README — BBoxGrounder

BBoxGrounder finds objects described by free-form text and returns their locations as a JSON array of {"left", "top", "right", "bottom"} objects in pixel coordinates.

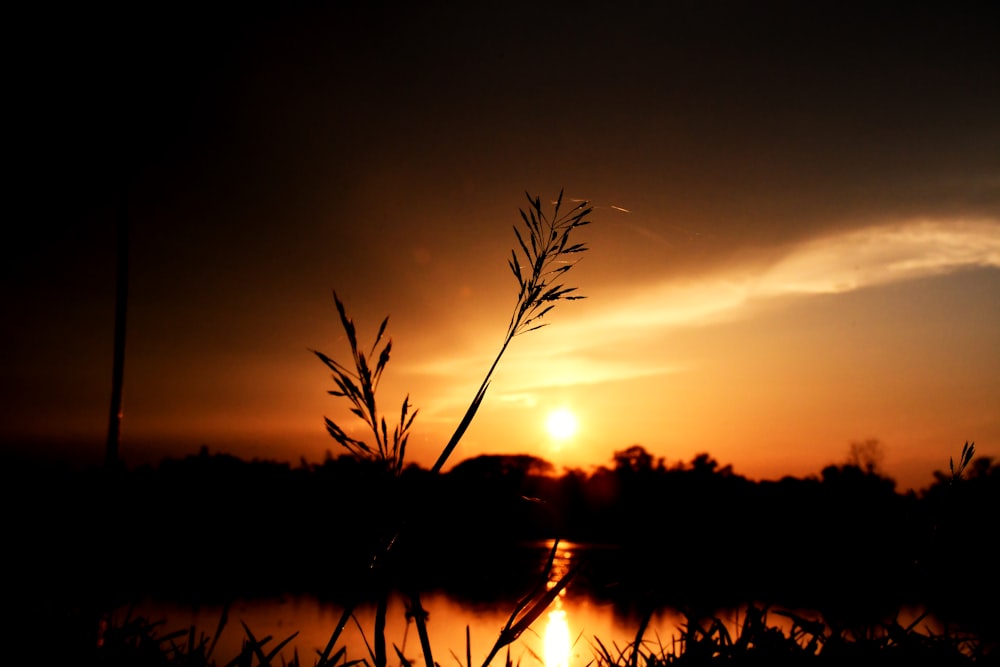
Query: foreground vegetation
[
  {"left": 7, "top": 444, "right": 996, "bottom": 665},
  {"left": 23, "top": 589, "right": 993, "bottom": 665}
]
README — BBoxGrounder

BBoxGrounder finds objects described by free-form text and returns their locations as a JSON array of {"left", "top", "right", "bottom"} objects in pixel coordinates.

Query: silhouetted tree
[
  {"left": 450, "top": 453, "right": 554, "bottom": 481},
  {"left": 612, "top": 444, "right": 655, "bottom": 474},
  {"left": 687, "top": 452, "right": 733, "bottom": 477},
  {"left": 846, "top": 438, "right": 885, "bottom": 475}
]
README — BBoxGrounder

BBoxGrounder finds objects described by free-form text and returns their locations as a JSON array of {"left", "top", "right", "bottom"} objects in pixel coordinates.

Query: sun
[{"left": 545, "top": 408, "right": 579, "bottom": 440}]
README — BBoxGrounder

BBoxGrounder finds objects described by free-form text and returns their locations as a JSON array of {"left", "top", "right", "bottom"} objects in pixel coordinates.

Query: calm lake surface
[
  {"left": 120, "top": 541, "right": 674, "bottom": 665},
  {"left": 125, "top": 590, "right": 700, "bottom": 666},
  {"left": 116, "top": 540, "right": 936, "bottom": 666},
  {"left": 119, "top": 541, "right": 690, "bottom": 664}
]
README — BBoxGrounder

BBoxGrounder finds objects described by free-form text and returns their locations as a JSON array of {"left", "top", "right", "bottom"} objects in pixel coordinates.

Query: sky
[{"left": 4, "top": 2, "right": 999, "bottom": 491}]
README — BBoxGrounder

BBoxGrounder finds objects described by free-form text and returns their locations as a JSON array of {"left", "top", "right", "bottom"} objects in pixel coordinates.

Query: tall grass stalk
[
  {"left": 312, "top": 295, "right": 416, "bottom": 478},
  {"left": 430, "top": 190, "right": 592, "bottom": 474},
  {"left": 480, "top": 539, "right": 582, "bottom": 667},
  {"left": 311, "top": 190, "right": 592, "bottom": 667},
  {"left": 950, "top": 441, "right": 975, "bottom": 483}
]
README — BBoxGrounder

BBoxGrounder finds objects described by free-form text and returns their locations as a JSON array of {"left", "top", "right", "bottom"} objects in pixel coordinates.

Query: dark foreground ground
[{"left": 5, "top": 447, "right": 998, "bottom": 664}]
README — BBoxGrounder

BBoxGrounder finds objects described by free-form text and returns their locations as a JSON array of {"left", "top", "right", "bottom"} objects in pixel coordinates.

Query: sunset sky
[{"left": 4, "top": 3, "right": 998, "bottom": 490}]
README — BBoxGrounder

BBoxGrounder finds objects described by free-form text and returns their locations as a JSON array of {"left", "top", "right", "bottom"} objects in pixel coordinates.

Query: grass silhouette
[{"left": 308, "top": 190, "right": 592, "bottom": 667}]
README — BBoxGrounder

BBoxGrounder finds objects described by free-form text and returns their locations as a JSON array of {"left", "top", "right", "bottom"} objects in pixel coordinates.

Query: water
[
  {"left": 113, "top": 539, "right": 939, "bottom": 665},
  {"left": 115, "top": 540, "right": 697, "bottom": 665},
  {"left": 122, "top": 589, "right": 694, "bottom": 666}
]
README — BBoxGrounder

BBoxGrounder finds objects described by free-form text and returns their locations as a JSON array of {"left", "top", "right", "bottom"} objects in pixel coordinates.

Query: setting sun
[{"left": 546, "top": 408, "right": 579, "bottom": 440}]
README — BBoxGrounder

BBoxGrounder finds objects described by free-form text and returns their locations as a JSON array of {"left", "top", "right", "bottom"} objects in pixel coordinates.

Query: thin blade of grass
[
  {"left": 394, "top": 644, "right": 414, "bottom": 667},
  {"left": 408, "top": 591, "right": 435, "bottom": 667},
  {"left": 318, "top": 605, "right": 356, "bottom": 665},
  {"left": 240, "top": 621, "right": 273, "bottom": 667},
  {"left": 264, "top": 631, "right": 300, "bottom": 665},
  {"left": 431, "top": 381, "right": 489, "bottom": 473}
]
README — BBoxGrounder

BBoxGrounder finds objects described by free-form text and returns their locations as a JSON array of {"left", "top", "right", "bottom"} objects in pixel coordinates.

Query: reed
[
  {"left": 311, "top": 189, "right": 591, "bottom": 478},
  {"left": 308, "top": 190, "right": 592, "bottom": 667},
  {"left": 312, "top": 295, "right": 415, "bottom": 478},
  {"left": 430, "top": 190, "right": 592, "bottom": 475},
  {"left": 950, "top": 441, "right": 975, "bottom": 483}
]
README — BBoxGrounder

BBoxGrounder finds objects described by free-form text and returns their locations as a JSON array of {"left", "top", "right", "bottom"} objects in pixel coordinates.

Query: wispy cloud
[
  {"left": 755, "top": 219, "right": 1000, "bottom": 297},
  {"left": 582, "top": 217, "right": 1000, "bottom": 334},
  {"left": 496, "top": 392, "right": 539, "bottom": 408},
  {"left": 409, "top": 217, "right": 1000, "bottom": 413},
  {"left": 488, "top": 218, "right": 1000, "bottom": 387}
]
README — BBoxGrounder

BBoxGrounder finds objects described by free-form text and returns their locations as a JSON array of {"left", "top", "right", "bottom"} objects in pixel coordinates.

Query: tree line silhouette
[{"left": 6, "top": 443, "right": 997, "bottom": 643}]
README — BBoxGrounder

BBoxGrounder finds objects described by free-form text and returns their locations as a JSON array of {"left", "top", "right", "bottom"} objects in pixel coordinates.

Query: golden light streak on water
[{"left": 543, "top": 606, "right": 571, "bottom": 667}]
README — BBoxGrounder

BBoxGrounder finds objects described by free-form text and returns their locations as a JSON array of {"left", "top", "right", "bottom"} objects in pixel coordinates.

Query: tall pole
[{"left": 106, "top": 184, "right": 128, "bottom": 469}]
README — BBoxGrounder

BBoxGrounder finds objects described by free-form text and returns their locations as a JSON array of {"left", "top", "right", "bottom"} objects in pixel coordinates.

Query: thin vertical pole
[{"left": 106, "top": 185, "right": 128, "bottom": 469}]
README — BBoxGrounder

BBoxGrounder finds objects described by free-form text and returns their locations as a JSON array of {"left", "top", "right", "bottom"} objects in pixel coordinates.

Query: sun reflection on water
[
  {"left": 542, "top": 540, "right": 577, "bottom": 667},
  {"left": 543, "top": 605, "right": 572, "bottom": 667}
]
